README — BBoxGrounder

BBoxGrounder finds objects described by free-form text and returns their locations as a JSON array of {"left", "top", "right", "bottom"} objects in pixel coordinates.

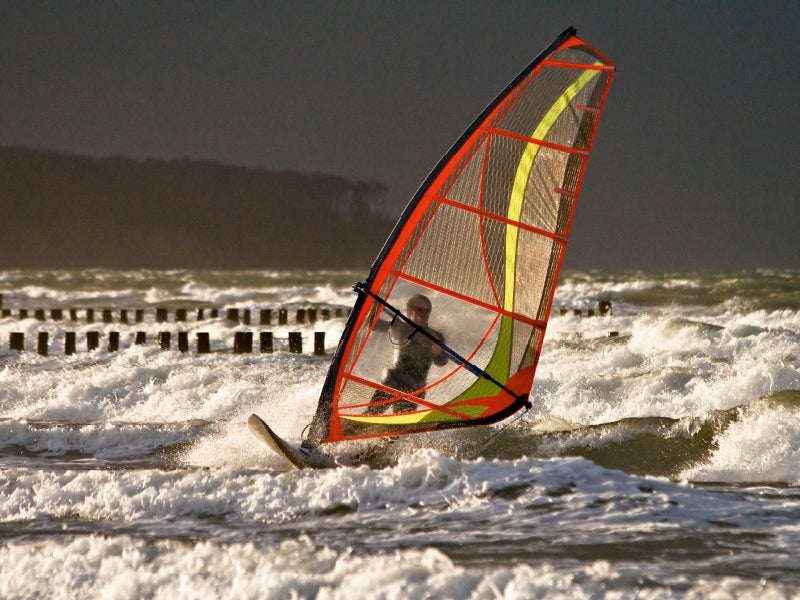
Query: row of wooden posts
[
  {"left": 0, "top": 305, "right": 348, "bottom": 325},
  {"left": 1, "top": 305, "right": 609, "bottom": 322},
  {"left": 3, "top": 330, "right": 327, "bottom": 356},
  {"left": 558, "top": 300, "right": 612, "bottom": 317}
]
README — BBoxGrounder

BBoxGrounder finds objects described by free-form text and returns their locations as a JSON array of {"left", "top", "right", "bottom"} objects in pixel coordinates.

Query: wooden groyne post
[
  {"left": 158, "top": 332, "right": 171, "bottom": 350},
  {"left": 37, "top": 332, "right": 48, "bottom": 355},
  {"left": 260, "top": 332, "right": 273, "bottom": 353},
  {"left": 9, "top": 332, "right": 24, "bottom": 351},
  {"left": 288, "top": 332, "right": 302, "bottom": 353},
  {"left": 234, "top": 331, "right": 253, "bottom": 354},
  {"left": 108, "top": 331, "right": 120, "bottom": 352},
  {"left": 65, "top": 332, "right": 76, "bottom": 355},
  {"left": 197, "top": 332, "right": 211, "bottom": 354},
  {"left": 86, "top": 331, "right": 100, "bottom": 351}
]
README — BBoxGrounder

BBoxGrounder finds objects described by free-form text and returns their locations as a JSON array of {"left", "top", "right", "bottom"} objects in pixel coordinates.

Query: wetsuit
[{"left": 367, "top": 320, "right": 447, "bottom": 413}]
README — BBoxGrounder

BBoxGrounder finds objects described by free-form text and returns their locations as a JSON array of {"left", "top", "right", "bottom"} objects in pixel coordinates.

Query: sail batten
[
  {"left": 482, "top": 128, "right": 596, "bottom": 156},
  {"left": 303, "top": 27, "right": 615, "bottom": 447},
  {"left": 384, "top": 269, "right": 548, "bottom": 331}
]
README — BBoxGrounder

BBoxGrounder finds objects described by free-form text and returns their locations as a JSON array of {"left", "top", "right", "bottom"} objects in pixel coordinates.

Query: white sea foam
[
  {"left": 3, "top": 536, "right": 792, "bottom": 600},
  {"left": 2, "top": 270, "right": 799, "bottom": 483},
  {"left": 1, "top": 269, "right": 799, "bottom": 597},
  {"left": 2, "top": 453, "right": 799, "bottom": 599},
  {"left": 682, "top": 404, "right": 800, "bottom": 484},
  {"left": 0, "top": 419, "right": 198, "bottom": 459},
  {"left": 2, "top": 450, "right": 792, "bottom": 531},
  {"left": 0, "top": 537, "right": 662, "bottom": 600}
]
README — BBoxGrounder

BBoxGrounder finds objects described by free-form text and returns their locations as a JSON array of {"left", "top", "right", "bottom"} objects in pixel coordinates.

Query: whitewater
[{"left": 1, "top": 269, "right": 799, "bottom": 599}]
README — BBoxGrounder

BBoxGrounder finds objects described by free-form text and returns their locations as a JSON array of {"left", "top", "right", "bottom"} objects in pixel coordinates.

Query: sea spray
[{"left": 1, "top": 269, "right": 800, "bottom": 597}]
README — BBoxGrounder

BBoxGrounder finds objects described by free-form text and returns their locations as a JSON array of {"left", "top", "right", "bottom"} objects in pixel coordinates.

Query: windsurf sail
[{"left": 304, "top": 27, "right": 615, "bottom": 446}]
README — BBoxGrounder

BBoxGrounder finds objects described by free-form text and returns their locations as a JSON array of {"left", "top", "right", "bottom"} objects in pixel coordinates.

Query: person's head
[{"left": 407, "top": 294, "right": 432, "bottom": 325}]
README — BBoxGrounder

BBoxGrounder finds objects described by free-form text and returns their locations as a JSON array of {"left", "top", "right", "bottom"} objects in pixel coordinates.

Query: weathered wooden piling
[
  {"left": 321, "top": 308, "right": 330, "bottom": 321},
  {"left": 86, "top": 309, "right": 94, "bottom": 323},
  {"left": 52, "top": 308, "right": 63, "bottom": 321},
  {"left": 296, "top": 308, "right": 306, "bottom": 324},
  {"left": 599, "top": 300, "right": 612, "bottom": 316},
  {"left": 178, "top": 331, "right": 189, "bottom": 352},
  {"left": 278, "top": 309, "right": 288, "bottom": 325},
  {"left": 314, "top": 332, "right": 325, "bottom": 355},
  {"left": 19, "top": 309, "right": 28, "bottom": 320},
  {"left": 158, "top": 332, "right": 171, "bottom": 350},
  {"left": 2, "top": 327, "right": 341, "bottom": 356},
  {"left": 175, "top": 309, "right": 187, "bottom": 322},
  {"left": 35, "top": 309, "right": 46, "bottom": 321},
  {"left": 243, "top": 309, "right": 251, "bottom": 325},
  {"left": 135, "top": 309, "right": 144, "bottom": 324},
  {"left": 37, "top": 332, "right": 48, "bottom": 355},
  {"left": 197, "top": 332, "right": 211, "bottom": 354},
  {"left": 86, "top": 331, "right": 100, "bottom": 351},
  {"left": 260, "top": 309, "right": 272, "bottom": 326},
  {"left": 197, "top": 309, "right": 204, "bottom": 321},
  {"left": 102, "top": 309, "right": 113, "bottom": 323},
  {"left": 227, "top": 308, "right": 239, "bottom": 322},
  {"left": 69, "top": 308, "right": 78, "bottom": 321},
  {"left": 120, "top": 309, "right": 128, "bottom": 324},
  {"left": 260, "top": 331, "right": 273, "bottom": 353},
  {"left": 65, "top": 332, "right": 76, "bottom": 355},
  {"left": 234, "top": 331, "right": 253, "bottom": 354},
  {"left": 156, "top": 308, "right": 168, "bottom": 323},
  {"left": 9, "top": 332, "right": 24, "bottom": 351},
  {"left": 288, "top": 332, "right": 302, "bottom": 353}
]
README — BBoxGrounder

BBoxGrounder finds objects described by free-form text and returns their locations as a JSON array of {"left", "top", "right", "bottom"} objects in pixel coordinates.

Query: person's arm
[{"left": 432, "top": 332, "right": 448, "bottom": 366}]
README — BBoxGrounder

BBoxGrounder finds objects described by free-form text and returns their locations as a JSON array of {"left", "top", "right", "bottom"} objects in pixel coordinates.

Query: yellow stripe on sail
[
  {"left": 446, "top": 61, "right": 603, "bottom": 406},
  {"left": 453, "top": 64, "right": 603, "bottom": 403},
  {"left": 342, "top": 404, "right": 488, "bottom": 425},
  {"left": 504, "top": 64, "right": 602, "bottom": 310}
]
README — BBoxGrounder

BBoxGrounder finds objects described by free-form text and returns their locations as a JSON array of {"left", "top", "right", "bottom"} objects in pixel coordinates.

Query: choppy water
[{"left": 1, "top": 269, "right": 799, "bottom": 599}]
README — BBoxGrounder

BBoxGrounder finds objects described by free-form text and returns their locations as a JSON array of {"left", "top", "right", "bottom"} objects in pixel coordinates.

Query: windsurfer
[{"left": 365, "top": 294, "right": 447, "bottom": 413}]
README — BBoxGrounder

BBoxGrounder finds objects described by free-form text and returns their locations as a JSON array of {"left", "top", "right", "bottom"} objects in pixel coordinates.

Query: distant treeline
[{"left": 0, "top": 147, "right": 395, "bottom": 269}]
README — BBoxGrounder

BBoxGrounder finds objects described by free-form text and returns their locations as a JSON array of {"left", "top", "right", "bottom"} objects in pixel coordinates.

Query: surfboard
[{"left": 247, "top": 413, "right": 311, "bottom": 469}]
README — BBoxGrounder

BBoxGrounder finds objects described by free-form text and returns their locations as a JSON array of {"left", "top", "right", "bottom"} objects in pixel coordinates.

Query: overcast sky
[{"left": 2, "top": 1, "right": 798, "bottom": 271}]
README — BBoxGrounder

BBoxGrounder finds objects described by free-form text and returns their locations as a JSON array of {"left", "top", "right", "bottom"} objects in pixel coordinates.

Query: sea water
[{"left": 1, "top": 269, "right": 799, "bottom": 599}]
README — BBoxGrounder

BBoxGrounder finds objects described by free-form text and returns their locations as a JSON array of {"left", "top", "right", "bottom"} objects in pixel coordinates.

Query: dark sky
[{"left": 2, "top": 1, "right": 798, "bottom": 271}]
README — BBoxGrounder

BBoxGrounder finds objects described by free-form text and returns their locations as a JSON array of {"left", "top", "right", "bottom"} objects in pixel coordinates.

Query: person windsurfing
[
  {"left": 250, "top": 28, "right": 616, "bottom": 469},
  {"left": 365, "top": 293, "right": 447, "bottom": 414}
]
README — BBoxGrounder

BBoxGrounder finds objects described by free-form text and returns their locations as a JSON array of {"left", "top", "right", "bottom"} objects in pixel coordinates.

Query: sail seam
[
  {"left": 542, "top": 59, "right": 610, "bottom": 71},
  {"left": 387, "top": 269, "right": 547, "bottom": 331},
  {"left": 341, "top": 373, "right": 463, "bottom": 415},
  {"left": 433, "top": 195, "right": 569, "bottom": 243},
  {"left": 477, "top": 135, "right": 503, "bottom": 308},
  {"left": 483, "top": 127, "right": 591, "bottom": 156},
  {"left": 505, "top": 64, "right": 603, "bottom": 314}
]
